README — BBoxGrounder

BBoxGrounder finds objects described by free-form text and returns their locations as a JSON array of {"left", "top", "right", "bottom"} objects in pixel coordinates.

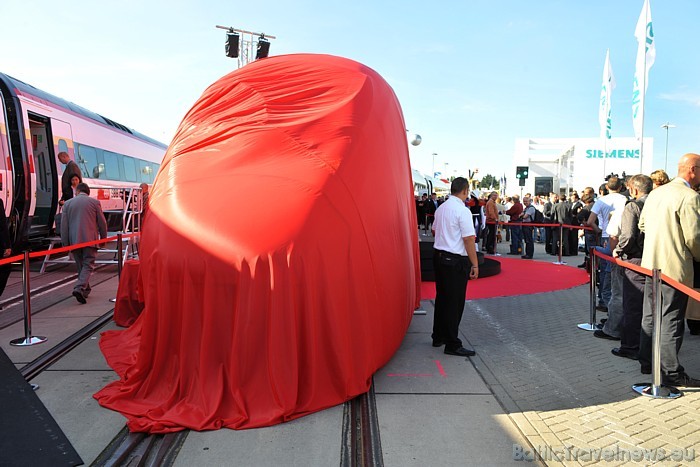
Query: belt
[{"left": 434, "top": 249, "right": 466, "bottom": 259}]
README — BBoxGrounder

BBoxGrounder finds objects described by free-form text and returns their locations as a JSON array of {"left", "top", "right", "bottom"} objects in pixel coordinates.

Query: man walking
[
  {"left": 60, "top": 183, "right": 108, "bottom": 304},
  {"left": 638, "top": 154, "right": 700, "bottom": 386},
  {"left": 431, "top": 177, "right": 479, "bottom": 357}
]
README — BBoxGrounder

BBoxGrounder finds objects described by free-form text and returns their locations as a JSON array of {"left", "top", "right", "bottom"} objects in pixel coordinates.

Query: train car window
[
  {"left": 58, "top": 139, "right": 68, "bottom": 154},
  {"left": 77, "top": 144, "right": 101, "bottom": 179},
  {"left": 103, "top": 151, "right": 121, "bottom": 180},
  {"left": 139, "top": 160, "right": 153, "bottom": 183},
  {"left": 123, "top": 156, "right": 137, "bottom": 182}
]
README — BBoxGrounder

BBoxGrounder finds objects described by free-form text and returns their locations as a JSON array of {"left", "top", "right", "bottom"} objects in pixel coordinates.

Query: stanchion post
[
  {"left": 117, "top": 233, "right": 123, "bottom": 278},
  {"left": 493, "top": 220, "right": 501, "bottom": 256},
  {"left": 553, "top": 223, "right": 566, "bottom": 265},
  {"left": 651, "top": 268, "right": 664, "bottom": 392},
  {"left": 10, "top": 251, "right": 47, "bottom": 346},
  {"left": 632, "top": 268, "right": 682, "bottom": 399},
  {"left": 578, "top": 247, "right": 598, "bottom": 331}
]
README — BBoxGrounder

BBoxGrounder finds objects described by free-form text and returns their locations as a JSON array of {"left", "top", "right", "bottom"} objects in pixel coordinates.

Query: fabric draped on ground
[
  {"left": 421, "top": 257, "right": 588, "bottom": 300},
  {"left": 94, "top": 54, "right": 421, "bottom": 432}
]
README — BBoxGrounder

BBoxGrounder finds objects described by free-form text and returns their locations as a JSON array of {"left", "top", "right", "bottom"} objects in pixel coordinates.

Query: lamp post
[
  {"left": 661, "top": 122, "right": 676, "bottom": 172},
  {"left": 431, "top": 153, "right": 437, "bottom": 177}
]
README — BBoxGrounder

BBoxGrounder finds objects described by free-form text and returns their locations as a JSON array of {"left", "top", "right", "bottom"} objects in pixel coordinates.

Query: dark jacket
[
  {"left": 61, "top": 160, "right": 83, "bottom": 203},
  {"left": 616, "top": 195, "right": 647, "bottom": 259}
]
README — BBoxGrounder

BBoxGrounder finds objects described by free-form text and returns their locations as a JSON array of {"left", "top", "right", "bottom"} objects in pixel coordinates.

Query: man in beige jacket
[{"left": 638, "top": 153, "right": 700, "bottom": 387}]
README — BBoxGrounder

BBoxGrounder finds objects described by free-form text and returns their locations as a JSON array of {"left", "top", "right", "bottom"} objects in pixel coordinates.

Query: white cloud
[{"left": 659, "top": 92, "right": 700, "bottom": 107}]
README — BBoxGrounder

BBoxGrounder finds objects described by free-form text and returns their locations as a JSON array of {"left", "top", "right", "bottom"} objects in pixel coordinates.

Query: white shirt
[
  {"left": 605, "top": 206, "right": 624, "bottom": 238},
  {"left": 591, "top": 192, "right": 628, "bottom": 237},
  {"left": 433, "top": 196, "right": 476, "bottom": 256}
]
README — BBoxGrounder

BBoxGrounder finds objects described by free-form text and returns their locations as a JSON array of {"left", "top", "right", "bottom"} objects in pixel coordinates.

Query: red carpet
[{"left": 421, "top": 257, "right": 588, "bottom": 300}]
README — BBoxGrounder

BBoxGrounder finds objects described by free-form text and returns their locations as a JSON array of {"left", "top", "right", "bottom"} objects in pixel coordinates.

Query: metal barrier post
[
  {"left": 578, "top": 248, "right": 598, "bottom": 331},
  {"left": 10, "top": 251, "right": 47, "bottom": 346},
  {"left": 552, "top": 223, "right": 566, "bottom": 265},
  {"left": 493, "top": 220, "right": 501, "bottom": 256},
  {"left": 109, "top": 233, "right": 125, "bottom": 304},
  {"left": 117, "top": 233, "right": 123, "bottom": 277},
  {"left": 632, "top": 269, "right": 682, "bottom": 399}
]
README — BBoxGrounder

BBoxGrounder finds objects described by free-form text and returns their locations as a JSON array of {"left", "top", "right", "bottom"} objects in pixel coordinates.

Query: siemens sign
[{"left": 585, "top": 149, "right": 640, "bottom": 159}]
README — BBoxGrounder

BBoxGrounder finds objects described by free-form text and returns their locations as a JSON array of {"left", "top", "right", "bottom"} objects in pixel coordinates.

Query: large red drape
[{"left": 94, "top": 54, "right": 421, "bottom": 432}]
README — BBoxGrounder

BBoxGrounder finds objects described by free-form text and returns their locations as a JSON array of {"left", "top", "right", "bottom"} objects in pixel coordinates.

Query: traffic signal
[
  {"left": 225, "top": 32, "right": 240, "bottom": 58},
  {"left": 516, "top": 166, "right": 529, "bottom": 179}
]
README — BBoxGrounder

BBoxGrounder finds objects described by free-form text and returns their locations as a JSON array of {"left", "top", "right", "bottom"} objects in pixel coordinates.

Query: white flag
[
  {"left": 632, "top": 0, "right": 656, "bottom": 139},
  {"left": 599, "top": 49, "right": 616, "bottom": 139}
]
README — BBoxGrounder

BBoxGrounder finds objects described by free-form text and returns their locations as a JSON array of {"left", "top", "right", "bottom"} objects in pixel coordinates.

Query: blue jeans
[
  {"left": 509, "top": 225, "right": 522, "bottom": 254},
  {"left": 595, "top": 244, "right": 612, "bottom": 307}
]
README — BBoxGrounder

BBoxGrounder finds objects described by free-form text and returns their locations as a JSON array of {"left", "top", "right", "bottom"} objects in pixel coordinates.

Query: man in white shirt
[
  {"left": 431, "top": 177, "right": 479, "bottom": 357},
  {"left": 585, "top": 176, "right": 628, "bottom": 311}
]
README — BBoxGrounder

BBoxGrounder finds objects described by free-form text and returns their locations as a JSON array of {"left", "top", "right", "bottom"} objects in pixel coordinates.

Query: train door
[
  {"left": 28, "top": 113, "right": 56, "bottom": 235},
  {"left": 49, "top": 119, "right": 73, "bottom": 230},
  {"left": 0, "top": 91, "right": 12, "bottom": 217}
]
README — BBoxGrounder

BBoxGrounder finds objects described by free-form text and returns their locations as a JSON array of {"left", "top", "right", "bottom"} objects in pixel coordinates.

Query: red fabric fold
[{"left": 94, "top": 54, "right": 421, "bottom": 432}]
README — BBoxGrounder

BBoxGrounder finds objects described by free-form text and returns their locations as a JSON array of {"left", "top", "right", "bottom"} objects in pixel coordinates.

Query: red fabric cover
[
  {"left": 113, "top": 260, "right": 144, "bottom": 327},
  {"left": 94, "top": 54, "right": 421, "bottom": 432}
]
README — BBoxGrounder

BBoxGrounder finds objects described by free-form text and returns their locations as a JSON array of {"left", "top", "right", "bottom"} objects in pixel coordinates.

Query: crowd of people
[{"left": 425, "top": 154, "right": 700, "bottom": 387}]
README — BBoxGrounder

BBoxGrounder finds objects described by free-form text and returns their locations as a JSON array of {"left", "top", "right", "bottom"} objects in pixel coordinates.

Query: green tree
[{"left": 480, "top": 174, "right": 499, "bottom": 190}]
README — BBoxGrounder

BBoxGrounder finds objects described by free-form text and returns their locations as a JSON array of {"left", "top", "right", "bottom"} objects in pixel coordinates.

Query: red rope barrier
[
  {"left": 591, "top": 249, "right": 700, "bottom": 302},
  {"left": 0, "top": 232, "right": 142, "bottom": 265},
  {"left": 0, "top": 254, "right": 26, "bottom": 267},
  {"left": 489, "top": 220, "right": 594, "bottom": 231}
]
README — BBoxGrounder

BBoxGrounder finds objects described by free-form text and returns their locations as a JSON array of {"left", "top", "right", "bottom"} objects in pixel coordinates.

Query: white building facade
[{"left": 511, "top": 137, "right": 654, "bottom": 196}]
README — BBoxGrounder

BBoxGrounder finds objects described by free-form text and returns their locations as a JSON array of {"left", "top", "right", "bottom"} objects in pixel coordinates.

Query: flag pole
[{"left": 639, "top": 0, "right": 649, "bottom": 173}]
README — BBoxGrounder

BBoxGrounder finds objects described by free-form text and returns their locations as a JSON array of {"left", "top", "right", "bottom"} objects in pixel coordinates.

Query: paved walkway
[{"left": 456, "top": 249, "right": 700, "bottom": 465}]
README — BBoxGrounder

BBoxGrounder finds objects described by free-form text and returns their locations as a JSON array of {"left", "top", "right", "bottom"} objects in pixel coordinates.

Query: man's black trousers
[
  {"left": 432, "top": 249, "right": 469, "bottom": 351},
  {"left": 619, "top": 258, "right": 645, "bottom": 353}
]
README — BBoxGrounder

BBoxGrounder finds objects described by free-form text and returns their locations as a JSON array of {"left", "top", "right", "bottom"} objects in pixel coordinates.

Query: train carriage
[{"left": 0, "top": 72, "right": 167, "bottom": 250}]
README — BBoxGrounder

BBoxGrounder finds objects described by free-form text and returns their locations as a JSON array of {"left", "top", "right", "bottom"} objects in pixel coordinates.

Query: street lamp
[
  {"left": 661, "top": 122, "right": 676, "bottom": 172},
  {"left": 431, "top": 153, "right": 437, "bottom": 177}
]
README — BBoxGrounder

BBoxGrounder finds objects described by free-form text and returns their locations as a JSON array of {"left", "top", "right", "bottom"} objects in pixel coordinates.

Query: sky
[{"left": 2, "top": 0, "right": 699, "bottom": 184}]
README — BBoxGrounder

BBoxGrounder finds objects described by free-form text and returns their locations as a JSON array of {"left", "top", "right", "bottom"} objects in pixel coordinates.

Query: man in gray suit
[{"left": 60, "top": 183, "right": 108, "bottom": 304}]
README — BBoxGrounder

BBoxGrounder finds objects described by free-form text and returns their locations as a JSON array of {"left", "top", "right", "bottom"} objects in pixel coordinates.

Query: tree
[{"left": 480, "top": 174, "right": 500, "bottom": 190}]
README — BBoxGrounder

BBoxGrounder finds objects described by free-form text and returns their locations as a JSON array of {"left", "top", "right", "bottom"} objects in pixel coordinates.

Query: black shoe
[
  {"left": 611, "top": 348, "right": 638, "bottom": 360},
  {"left": 444, "top": 347, "right": 475, "bottom": 357},
  {"left": 599, "top": 319, "right": 607, "bottom": 325},
  {"left": 521, "top": 255, "right": 533, "bottom": 259},
  {"left": 72, "top": 291, "right": 86, "bottom": 304},
  {"left": 595, "top": 305, "right": 608, "bottom": 312},
  {"left": 687, "top": 319, "right": 700, "bottom": 335},
  {"left": 641, "top": 366, "right": 651, "bottom": 375},
  {"left": 432, "top": 340, "right": 444, "bottom": 347},
  {"left": 577, "top": 263, "right": 587, "bottom": 268},
  {"left": 662, "top": 372, "right": 700, "bottom": 388},
  {"left": 506, "top": 252, "right": 519, "bottom": 255},
  {"left": 593, "top": 330, "right": 620, "bottom": 341}
]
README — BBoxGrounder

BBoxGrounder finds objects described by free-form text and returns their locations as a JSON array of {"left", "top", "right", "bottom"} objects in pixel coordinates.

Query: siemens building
[{"left": 511, "top": 137, "right": 654, "bottom": 196}]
